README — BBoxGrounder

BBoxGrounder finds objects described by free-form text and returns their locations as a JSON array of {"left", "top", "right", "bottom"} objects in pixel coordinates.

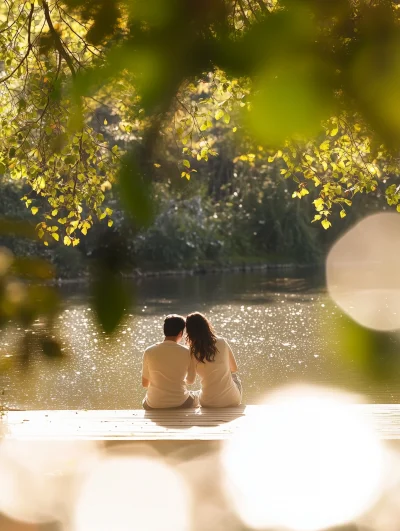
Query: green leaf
[
  {"left": 183, "top": 159, "right": 190, "bottom": 168},
  {"left": 92, "top": 269, "right": 130, "bottom": 334},
  {"left": 118, "top": 151, "right": 154, "bottom": 227},
  {"left": 41, "top": 336, "right": 63, "bottom": 359}
]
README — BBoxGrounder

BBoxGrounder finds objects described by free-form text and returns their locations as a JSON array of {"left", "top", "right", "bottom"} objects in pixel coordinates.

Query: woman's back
[{"left": 196, "top": 337, "right": 241, "bottom": 407}]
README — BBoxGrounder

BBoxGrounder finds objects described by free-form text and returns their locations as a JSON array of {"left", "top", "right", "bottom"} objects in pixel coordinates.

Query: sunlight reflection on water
[{"left": 0, "top": 271, "right": 397, "bottom": 409}]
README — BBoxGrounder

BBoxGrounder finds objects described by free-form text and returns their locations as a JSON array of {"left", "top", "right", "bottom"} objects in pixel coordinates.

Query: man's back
[{"left": 142, "top": 340, "right": 192, "bottom": 408}]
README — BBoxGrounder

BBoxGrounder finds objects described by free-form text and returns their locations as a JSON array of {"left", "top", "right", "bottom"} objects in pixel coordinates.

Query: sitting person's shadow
[{"left": 143, "top": 405, "right": 246, "bottom": 430}]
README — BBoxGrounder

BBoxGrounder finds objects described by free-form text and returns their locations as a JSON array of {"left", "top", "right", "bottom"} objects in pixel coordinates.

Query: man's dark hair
[{"left": 164, "top": 314, "right": 186, "bottom": 337}]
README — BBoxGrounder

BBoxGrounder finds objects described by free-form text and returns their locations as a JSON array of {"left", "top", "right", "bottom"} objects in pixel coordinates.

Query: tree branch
[{"left": 42, "top": 0, "right": 76, "bottom": 78}]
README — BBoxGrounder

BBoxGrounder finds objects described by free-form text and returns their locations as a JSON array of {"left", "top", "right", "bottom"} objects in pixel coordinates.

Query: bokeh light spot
[
  {"left": 73, "top": 455, "right": 190, "bottom": 531},
  {"left": 222, "top": 385, "right": 386, "bottom": 531},
  {"left": 327, "top": 213, "right": 400, "bottom": 331}
]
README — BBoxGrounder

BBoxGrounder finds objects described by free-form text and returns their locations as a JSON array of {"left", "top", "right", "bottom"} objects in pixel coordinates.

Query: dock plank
[{"left": 3, "top": 405, "right": 400, "bottom": 441}]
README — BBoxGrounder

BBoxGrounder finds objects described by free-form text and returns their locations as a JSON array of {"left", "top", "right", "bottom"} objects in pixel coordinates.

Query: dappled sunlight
[
  {"left": 72, "top": 455, "right": 191, "bottom": 531},
  {"left": 221, "top": 385, "right": 387, "bottom": 531},
  {"left": 327, "top": 213, "right": 400, "bottom": 331},
  {"left": 0, "top": 439, "right": 100, "bottom": 525}
]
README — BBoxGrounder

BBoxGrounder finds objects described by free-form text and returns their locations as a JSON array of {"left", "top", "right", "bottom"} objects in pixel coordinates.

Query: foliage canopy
[{"left": 2, "top": 0, "right": 400, "bottom": 244}]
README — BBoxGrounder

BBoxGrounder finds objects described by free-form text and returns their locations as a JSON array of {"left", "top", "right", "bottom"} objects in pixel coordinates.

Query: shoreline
[{"left": 53, "top": 261, "right": 322, "bottom": 285}]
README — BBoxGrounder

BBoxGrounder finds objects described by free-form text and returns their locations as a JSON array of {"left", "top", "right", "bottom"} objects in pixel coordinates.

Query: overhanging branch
[{"left": 42, "top": 0, "right": 76, "bottom": 78}]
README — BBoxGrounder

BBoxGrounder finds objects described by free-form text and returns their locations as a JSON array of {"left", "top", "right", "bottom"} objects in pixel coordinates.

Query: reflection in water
[{"left": 0, "top": 270, "right": 398, "bottom": 409}]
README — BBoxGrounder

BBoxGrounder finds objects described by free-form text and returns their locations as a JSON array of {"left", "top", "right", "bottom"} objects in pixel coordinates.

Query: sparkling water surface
[{"left": 0, "top": 271, "right": 397, "bottom": 409}]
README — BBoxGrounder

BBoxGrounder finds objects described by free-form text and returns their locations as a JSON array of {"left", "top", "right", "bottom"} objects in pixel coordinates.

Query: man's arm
[
  {"left": 185, "top": 355, "right": 196, "bottom": 385},
  {"left": 142, "top": 352, "right": 150, "bottom": 388}
]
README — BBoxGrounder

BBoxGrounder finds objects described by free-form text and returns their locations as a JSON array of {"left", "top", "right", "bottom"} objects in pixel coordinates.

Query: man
[{"left": 142, "top": 314, "right": 198, "bottom": 410}]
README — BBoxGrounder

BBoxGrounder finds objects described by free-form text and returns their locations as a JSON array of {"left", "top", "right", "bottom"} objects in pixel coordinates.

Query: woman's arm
[
  {"left": 185, "top": 355, "right": 196, "bottom": 385},
  {"left": 227, "top": 341, "right": 238, "bottom": 372}
]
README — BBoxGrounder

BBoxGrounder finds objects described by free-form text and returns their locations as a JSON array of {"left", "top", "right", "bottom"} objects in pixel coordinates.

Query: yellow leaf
[
  {"left": 340, "top": 210, "right": 346, "bottom": 218},
  {"left": 299, "top": 188, "right": 309, "bottom": 196},
  {"left": 183, "top": 159, "right": 190, "bottom": 168},
  {"left": 52, "top": 233, "right": 60, "bottom": 241},
  {"left": 104, "top": 119, "right": 108, "bottom": 125},
  {"left": 313, "top": 198, "right": 324, "bottom": 211},
  {"left": 330, "top": 126, "right": 338, "bottom": 136},
  {"left": 320, "top": 140, "right": 330, "bottom": 151},
  {"left": 52, "top": 209, "right": 58, "bottom": 216},
  {"left": 72, "top": 239, "right": 80, "bottom": 247},
  {"left": 63, "top": 236, "right": 71, "bottom": 246},
  {"left": 232, "top": 127, "right": 237, "bottom": 133},
  {"left": 108, "top": 219, "right": 113, "bottom": 227},
  {"left": 215, "top": 109, "right": 224, "bottom": 120},
  {"left": 321, "top": 219, "right": 332, "bottom": 230},
  {"left": 31, "top": 207, "right": 39, "bottom": 215}
]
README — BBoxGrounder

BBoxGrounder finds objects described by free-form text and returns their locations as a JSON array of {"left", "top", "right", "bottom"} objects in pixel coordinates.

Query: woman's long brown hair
[{"left": 185, "top": 312, "right": 217, "bottom": 363}]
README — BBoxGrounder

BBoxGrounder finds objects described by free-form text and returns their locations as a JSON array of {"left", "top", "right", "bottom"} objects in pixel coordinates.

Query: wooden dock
[{"left": 3, "top": 404, "right": 400, "bottom": 440}]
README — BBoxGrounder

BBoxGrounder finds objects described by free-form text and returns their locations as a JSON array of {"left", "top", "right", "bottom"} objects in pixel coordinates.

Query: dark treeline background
[{"left": 1, "top": 127, "right": 389, "bottom": 279}]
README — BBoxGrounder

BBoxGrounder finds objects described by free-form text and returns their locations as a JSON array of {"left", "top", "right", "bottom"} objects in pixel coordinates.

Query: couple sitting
[{"left": 142, "top": 312, "right": 242, "bottom": 409}]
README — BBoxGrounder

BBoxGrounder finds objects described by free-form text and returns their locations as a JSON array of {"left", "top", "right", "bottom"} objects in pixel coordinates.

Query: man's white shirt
[{"left": 142, "top": 340, "right": 195, "bottom": 408}]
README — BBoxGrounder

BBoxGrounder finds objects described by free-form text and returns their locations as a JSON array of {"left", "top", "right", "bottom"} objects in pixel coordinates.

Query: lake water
[{"left": 1, "top": 269, "right": 399, "bottom": 409}]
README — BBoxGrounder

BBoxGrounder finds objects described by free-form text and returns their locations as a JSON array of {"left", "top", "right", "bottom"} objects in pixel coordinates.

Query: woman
[{"left": 185, "top": 312, "right": 242, "bottom": 407}]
